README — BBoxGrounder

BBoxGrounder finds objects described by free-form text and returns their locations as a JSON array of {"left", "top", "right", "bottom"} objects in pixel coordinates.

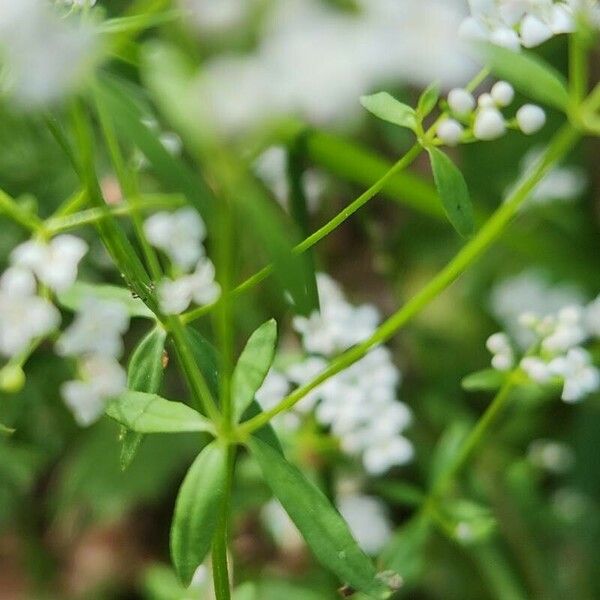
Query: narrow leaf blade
[
  {"left": 360, "top": 92, "right": 417, "bottom": 131},
  {"left": 427, "top": 147, "right": 474, "bottom": 237},
  {"left": 232, "top": 319, "right": 277, "bottom": 422},
  {"left": 417, "top": 82, "right": 440, "bottom": 118},
  {"left": 248, "top": 437, "right": 390, "bottom": 599},
  {"left": 171, "top": 442, "right": 228, "bottom": 585},
  {"left": 107, "top": 391, "right": 214, "bottom": 434}
]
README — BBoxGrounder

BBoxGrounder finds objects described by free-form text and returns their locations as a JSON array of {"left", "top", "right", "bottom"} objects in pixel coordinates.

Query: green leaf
[
  {"left": 360, "top": 92, "right": 417, "bottom": 131},
  {"left": 121, "top": 326, "right": 168, "bottom": 469},
  {"left": 429, "top": 420, "right": 470, "bottom": 487},
  {"left": 100, "top": 10, "right": 181, "bottom": 34},
  {"left": 232, "top": 320, "right": 278, "bottom": 422},
  {"left": 483, "top": 44, "right": 569, "bottom": 111},
  {"left": 427, "top": 147, "right": 474, "bottom": 237},
  {"left": 248, "top": 437, "right": 390, "bottom": 599},
  {"left": 58, "top": 282, "right": 154, "bottom": 319},
  {"left": 107, "top": 391, "right": 215, "bottom": 434},
  {"left": 242, "top": 400, "right": 284, "bottom": 455},
  {"left": 462, "top": 368, "right": 505, "bottom": 392},
  {"left": 417, "top": 82, "right": 440, "bottom": 118},
  {"left": 171, "top": 442, "right": 228, "bottom": 585},
  {"left": 184, "top": 327, "right": 220, "bottom": 398},
  {"left": 0, "top": 422, "right": 15, "bottom": 436}
]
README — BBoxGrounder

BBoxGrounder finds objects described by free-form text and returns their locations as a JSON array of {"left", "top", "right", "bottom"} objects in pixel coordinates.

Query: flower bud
[
  {"left": 474, "top": 107, "right": 506, "bottom": 140},
  {"left": 0, "top": 365, "right": 25, "bottom": 393},
  {"left": 517, "top": 104, "right": 546, "bottom": 135},
  {"left": 491, "top": 81, "right": 514, "bottom": 107},
  {"left": 436, "top": 119, "right": 464, "bottom": 146},
  {"left": 448, "top": 88, "right": 475, "bottom": 116}
]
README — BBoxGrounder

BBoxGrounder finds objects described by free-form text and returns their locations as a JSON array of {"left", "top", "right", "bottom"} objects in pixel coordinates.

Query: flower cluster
[
  {"left": 460, "top": 0, "right": 580, "bottom": 51},
  {"left": 0, "top": 235, "right": 87, "bottom": 358},
  {"left": 486, "top": 297, "right": 600, "bottom": 402},
  {"left": 143, "top": 208, "right": 220, "bottom": 314},
  {"left": 436, "top": 81, "right": 546, "bottom": 146},
  {"left": 256, "top": 274, "right": 413, "bottom": 476}
]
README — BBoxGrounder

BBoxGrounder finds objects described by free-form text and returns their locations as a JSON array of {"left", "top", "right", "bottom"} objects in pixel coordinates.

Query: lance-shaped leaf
[
  {"left": 248, "top": 437, "right": 391, "bottom": 599},
  {"left": 185, "top": 327, "right": 220, "bottom": 398},
  {"left": 483, "top": 44, "right": 569, "bottom": 111},
  {"left": 232, "top": 319, "right": 278, "bottom": 421},
  {"left": 120, "top": 326, "right": 168, "bottom": 469},
  {"left": 360, "top": 92, "right": 417, "bottom": 131},
  {"left": 171, "top": 442, "right": 228, "bottom": 585},
  {"left": 417, "top": 81, "right": 440, "bottom": 119},
  {"left": 241, "top": 400, "right": 284, "bottom": 455},
  {"left": 427, "top": 147, "right": 474, "bottom": 238},
  {"left": 461, "top": 368, "right": 505, "bottom": 392},
  {"left": 107, "top": 391, "right": 215, "bottom": 434},
  {"left": 58, "top": 282, "right": 154, "bottom": 319}
]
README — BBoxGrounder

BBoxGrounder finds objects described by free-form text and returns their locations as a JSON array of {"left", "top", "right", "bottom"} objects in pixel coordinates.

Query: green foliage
[
  {"left": 426, "top": 147, "right": 474, "bottom": 237},
  {"left": 462, "top": 368, "right": 505, "bottom": 392},
  {"left": 248, "top": 436, "right": 392, "bottom": 599},
  {"left": 170, "top": 442, "right": 228, "bottom": 585},
  {"left": 232, "top": 319, "right": 278, "bottom": 422},
  {"left": 360, "top": 92, "right": 417, "bottom": 131},
  {"left": 417, "top": 81, "right": 441, "bottom": 119}
]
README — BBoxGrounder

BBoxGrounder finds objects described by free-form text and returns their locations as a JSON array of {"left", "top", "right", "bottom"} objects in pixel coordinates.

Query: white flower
[
  {"left": 474, "top": 107, "right": 506, "bottom": 140},
  {"left": 338, "top": 494, "right": 393, "bottom": 554},
  {"left": 0, "top": 0, "right": 98, "bottom": 107},
  {"left": 158, "top": 258, "right": 221, "bottom": 315},
  {"left": 549, "top": 347, "right": 600, "bottom": 403},
  {"left": 362, "top": 435, "right": 414, "bottom": 475},
  {"left": 541, "top": 305, "right": 587, "bottom": 354},
  {"left": 486, "top": 332, "right": 515, "bottom": 371},
  {"left": 528, "top": 439, "right": 574, "bottom": 473},
  {"left": 179, "top": 0, "right": 251, "bottom": 33},
  {"left": 517, "top": 104, "right": 546, "bottom": 134},
  {"left": 478, "top": 92, "right": 496, "bottom": 108},
  {"left": 144, "top": 208, "right": 206, "bottom": 272},
  {"left": 490, "top": 81, "right": 514, "bottom": 106},
  {"left": 437, "top": 118, "right": 464, "bottom": 146},
  {"left": 56, "top": 297, "right": 130, "bottom": 359},
  {"left": 61, "top": 354, "right": 127, "bottom": 426},
  {"left": 10, "top": 234, "right": 88, "bottom": 293},
  {"left": 520, "top": 356, "right": 552, "bottom": 383},
  {"left": 448, "top": 88, "right": 476, "bottom": 116},
  {"left": 0, "top": 267, "right": 60, "bottom": 357},
  {"left": 292, "top": 274, "right": 379, "bottom": 357}
]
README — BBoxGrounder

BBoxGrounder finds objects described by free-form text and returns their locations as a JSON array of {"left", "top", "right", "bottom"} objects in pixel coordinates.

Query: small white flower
[
  {"left": 541, "top": 305, "right": 587, "bottom": 354},
  {"left": 158, "top": 257, "right": 221, "bottom": 315},
  {"left": 549, "top": 347, "right": 600, "bottom": 403},
  {"left": 437, "top": 118, "right": 464, "bottom": 146},
  {"left": 489, "top": 26, "right": 521, "bottom": 50},
  {"left": 528, "top": 439, "right": 574, "bottom": 473},
  {"left": 0, "top": 267, "right": 60, "bottom": 357},
  {"left": 478, "top": 93, "right": 495, "bottom": 108},
  {"left": 448, "top": 88, "right": 476, "bottom": 116},
  {"left": 144, "top": 208, "right": 207, "bottom": 272},
  {"left": 362, "top": 435, "right": 414, "bottom": 475},
  {"left": 520, "top": 14, "right": 554, "bottom": 47},
  {"left": 474, "top": 107, "right": 506, "bottom": 140},
  {"left": 520, "top": 356, "right": 552, "bottom": 383},
  {"left": 56, "top": 297, "right": 130, "bottom": 359},
  {"left": 338, "top": 494, "right": 393, "bottom": 555},
  {"left": 486, "top": 332, "right": 515, "bottom": 371},
  {"left": 517, "top": 104, "right": 546, "bottom": 134},
  {"left": 61, "top": 354, "right": 127, "bottom": 426},
  {"left": 10, "top": 234, "right": 88, "bottom": 293},
  {"left": 491, "top": 81, "right": 514, "bottom": 107}
]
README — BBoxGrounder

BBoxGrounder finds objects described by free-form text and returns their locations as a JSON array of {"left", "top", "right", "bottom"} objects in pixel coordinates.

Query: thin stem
[
  {"left": 237, "top": 123, "right": 579, "bottom": 436},
  {"left": 569, "top": 33, "right": 588, "bottom": 105},
  {"left": 211, "top": 445, "right": 235, "bottom": 600},
  {"left": 0, "top": 189, "right": 44, "bottom": 233},
  {"left": 45, "top": 195, "right": 186, "bottom": 234},
  {"left": 51, "top": 189, "right": 88, "bottom": 219}
]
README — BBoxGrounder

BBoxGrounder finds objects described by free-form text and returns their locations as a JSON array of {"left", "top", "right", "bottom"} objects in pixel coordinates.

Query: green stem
[
  {"left": 569, "top": 33, "right": 588, "bottom": 105},
  {"left": 182, "top": 143, "right": 423, "bottom": 324},
  {"left": 237, "top": 123, "right": 579, "bottom": 436},
  {"left": 0, "top": 189, "right": 44, "bottom": 233},
  {"left": 45, "top": 194, "right": 186, "bottom": 233},
  {"left": 211, "top": 445, "right": 235, "bottom": 600}
]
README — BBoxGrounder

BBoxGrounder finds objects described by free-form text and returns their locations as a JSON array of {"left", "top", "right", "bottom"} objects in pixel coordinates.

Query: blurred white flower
[
  {"left": 255, "top": 368, "right": 291, "bottom": 410},
  {"left": 548, "top": 347, "right": 600, "bottom": 402},
  {"left": 460, "top": 0, "right": 577, "bottom": 50},
  {"left": 528, "top": 439, "right": 575, "bottom": 473},
  {"left": 293, "top": 274, "right": 379, "bottom": 357},
  {"left": 0, "top": 267, "right": 60, "bottom": 357},
  {"left": 144, "top": 208, "right": 206, "bottom": 272},
  {"left": 0, "top": 0, "right": 98, "bottom": 107},
  {"left": 486, "top": 332, "right": 515, "bottom": 371},
  {"left": 489, "top": 270, "right": 586, "bottom": 348},
  {"left": 158, "top": 258, "right": 221, "bottom": 314},
  {"left": 585, "top": 295, "right": 600, "bottom": 337},
  {"left": 179, "top": 0, "right": 251, "bottom": 33},
  {"left": 56, "top": 297, "right": 130, "bottom": 359},
  {"left": 338, "top": 494, "right": 393, "bottom": 554},
  {"left": 61, "top": 354, "right": 126, "bottom": 426},
  {"left": 10, "top": 234, "right": 88, "bottom": 293},
  {"left": 195, "top": 0, "right": 473, "bottom": 134}
]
